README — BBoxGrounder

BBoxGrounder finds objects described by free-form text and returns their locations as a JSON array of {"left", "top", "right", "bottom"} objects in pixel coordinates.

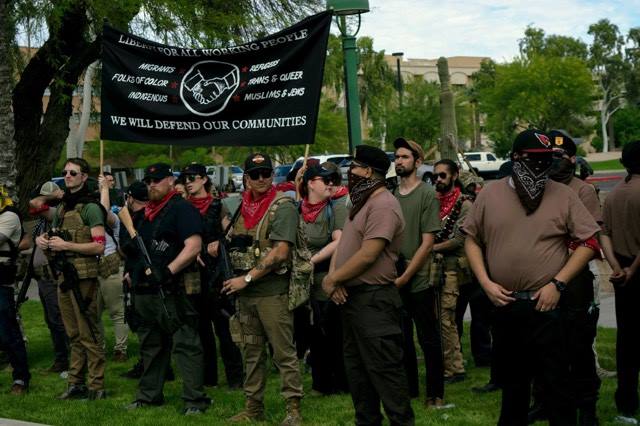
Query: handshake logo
[{"left": 180, "top": 61, "right": 240, "bottom": 116}]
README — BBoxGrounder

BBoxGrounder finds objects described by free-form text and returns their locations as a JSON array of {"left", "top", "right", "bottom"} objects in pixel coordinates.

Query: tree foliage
[{"left": 476, "top": 56, "right": 594, "bottom": 157}]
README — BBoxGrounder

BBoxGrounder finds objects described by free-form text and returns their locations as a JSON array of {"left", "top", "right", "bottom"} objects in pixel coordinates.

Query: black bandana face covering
[
  {"left": 348, "top": 171, "right": 385, "bottom": 220},
  {"left": 548, "top": 157, "right": 576, "bottom": 184},
  {"left": 511, "top": 154, "right": 552, "bottom": 215}
]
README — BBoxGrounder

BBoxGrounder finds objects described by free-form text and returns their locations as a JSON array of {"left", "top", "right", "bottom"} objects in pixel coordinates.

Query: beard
[
  {"left": 395, "top": 164, "right": 414, "bottom": 177},
  {"left": 148, "top": 187, "right": 168, "bottom": 201},
  {"left": 435, "top": 180, "right": 453, "bottom": 193}
]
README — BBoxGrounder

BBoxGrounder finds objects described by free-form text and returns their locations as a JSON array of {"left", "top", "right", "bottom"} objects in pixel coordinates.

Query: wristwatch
[
  {"left": 244, "top": 273, "right": 253, "bottom": 285},
  {"left": 551, "top": 278, "right": 567, "bottom": 292}
]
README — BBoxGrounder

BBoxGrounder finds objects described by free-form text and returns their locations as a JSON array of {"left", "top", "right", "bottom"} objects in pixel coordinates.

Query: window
[
  {"left": 487, "top": 154, "right": 497, "bottom": 161},
  {"left": 465, "top": 154, "right": 481, "bottom": 161}
]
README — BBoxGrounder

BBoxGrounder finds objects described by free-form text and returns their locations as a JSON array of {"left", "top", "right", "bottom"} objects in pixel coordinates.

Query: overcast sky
[{"left": 349, "top": 0, "right": 640, "bottom": 62}]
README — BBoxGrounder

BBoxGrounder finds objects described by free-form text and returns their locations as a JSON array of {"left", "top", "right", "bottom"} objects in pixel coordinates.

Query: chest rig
[{"left": 49, "top": 203, "right": 99, "bottom": 280}]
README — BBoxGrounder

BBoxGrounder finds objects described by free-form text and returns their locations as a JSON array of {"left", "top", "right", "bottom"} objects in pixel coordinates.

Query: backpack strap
[{"left": 255, "top": 193, "right": 294, "bottom": 247}]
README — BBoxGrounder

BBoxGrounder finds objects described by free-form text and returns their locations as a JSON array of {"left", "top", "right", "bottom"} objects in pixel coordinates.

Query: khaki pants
[
  {"left": 58, "top": 278, "right": 106, "bottom": 390},
  {"left": 97, "top": 271, "right": 129, "bottom": 353},
  {"left": 237, "top": 294, "right": 303, "bottom": 403},
  {"left": 441, "top": 270, "right": 465, "bottom": 377}
]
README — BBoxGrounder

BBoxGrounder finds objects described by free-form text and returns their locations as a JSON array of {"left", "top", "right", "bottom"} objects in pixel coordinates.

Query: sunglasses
[
  {"left": 431, "top": 172, "right": 449, "bottom": 182},
  {"left": 247, "top": 169, "right": 272, "bottom": 180},
  {"left": 185, "top": 174, "right": 202, "bottom": 182},
  {"left": 62, "top": 170, "right": 80, "bottom": 177},
  {"left": 349, "top": 161, "right": 368, "bottom": 170},
  {"left": 143, "top": 177, "right": 164, "bottom": 184},
  {"left": 311, "top": 176, "right": 333, "bottom": 185}
]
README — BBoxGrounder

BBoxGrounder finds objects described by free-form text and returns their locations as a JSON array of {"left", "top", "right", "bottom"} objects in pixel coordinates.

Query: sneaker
[
  {"left": 472, "top": 382, "right": 500, "bottom": 394},
  {"left": 10, "top": 381, "right": 28, "bottom": 396},
  {"left": 57, "top": 384, "right": 88, "bottom": 400},
  {"left": 596, "top": 367, "right": 617, "bottom": 379},
  {"left": 614, "top": 415, "right": 638, "bottom": 425},
  {"left": 47, "top": 360, "right": 69, "bottom": 373},
  {"left": 444, "top": 373, "right": 466, "bottom": 384},
  {"left": 425, "top": 397, "right": 455, "bottom": 409},
  {"left": 88, "top": 389, "right": 107, "bottom": 400},
  {"left": 121, "top": 360, "right": 143, "bottom": 379},
  {"left": 112, "top": 351, "right": 128, "bottom": 363},
  {"left": 183, "top": 407, "right": 205, "bottom": 416}
]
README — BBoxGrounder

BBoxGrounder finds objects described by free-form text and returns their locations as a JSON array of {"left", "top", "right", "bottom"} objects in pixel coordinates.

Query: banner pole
[
  {"left": 302, "top": 144, "right": 310, "bottom": 168},
  {"left": 99, "top": 140, "right": 104, "bottom": 174}
]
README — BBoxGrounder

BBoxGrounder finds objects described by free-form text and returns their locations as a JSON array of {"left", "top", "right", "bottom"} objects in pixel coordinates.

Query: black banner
[{"left": 100, "top": 12, "right": 332, "bottom": 146}]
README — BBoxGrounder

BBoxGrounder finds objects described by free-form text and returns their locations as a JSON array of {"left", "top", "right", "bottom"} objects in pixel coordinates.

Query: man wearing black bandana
[
  {"left": 462, "top": 130, "right": 601, "bottom": 425},
  {"left": 527, "top": 130, "right": 604, "bottom": 425},
  {"left": 323, "top": 145, "right": 414, "bottom": 426}
]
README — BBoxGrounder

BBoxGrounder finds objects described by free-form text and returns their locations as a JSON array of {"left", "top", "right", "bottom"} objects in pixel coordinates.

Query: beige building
[{"left": 384, "top": 55, "right": 489, "bottom": 86}]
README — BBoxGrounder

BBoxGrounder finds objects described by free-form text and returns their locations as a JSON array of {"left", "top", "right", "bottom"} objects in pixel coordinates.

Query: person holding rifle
[
  {"left": 123, "top": 163, "right": 210, "bottom": 416},
  {"left": 34, "top": 158, "right": 107, "bottom": 401},
  {"left": 0, "top": 185, "right": 30, "bottom": 395},
  {"left": 181, "top": 162, "right": 243, "bottom": 389}
]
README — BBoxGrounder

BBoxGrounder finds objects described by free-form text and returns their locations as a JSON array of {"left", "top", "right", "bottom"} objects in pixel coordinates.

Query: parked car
[
  {"left": 463, "top": 151, "right": 507, "bottom": 178},
  {"left": 292, "top": 154, "right": 351, "bottom": 171},
  {"left": 230, "top": 165, "right": 244, "bottom": 191},
  {"left": 273, "top": 164, "right": 293, "bottom": 185}
]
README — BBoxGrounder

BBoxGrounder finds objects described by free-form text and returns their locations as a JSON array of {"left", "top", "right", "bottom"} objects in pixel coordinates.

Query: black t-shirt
[{"left": 138, "top": 197, "right": 202, "bottom": 250}]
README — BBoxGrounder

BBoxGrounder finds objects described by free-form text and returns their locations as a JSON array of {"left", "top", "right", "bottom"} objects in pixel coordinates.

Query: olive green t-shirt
[
  {"left": 303, "top": 198, "right": 347, "bottom": 300},
  {"left": 241, "top": 198, "right": 299, "bottom": 298},
  {"left": 393, "top": 182, "right": 441, "bottom": 292},
  {"left": 53, "top": 203, "right": 105, "bottom": 229}
]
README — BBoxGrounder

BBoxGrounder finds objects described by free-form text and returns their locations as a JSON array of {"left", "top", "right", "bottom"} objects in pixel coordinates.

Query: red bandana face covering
[
  {"left": 437, "top": 187, "right": 461, "bottom": 220},
  {"left": 145, "top": 190, "right": 178, "bottom": 221},
  {"left": 189, "top": 194, "right": 214, "bottom": 216},
  {"left": 301, "top": 197, "right": 329, "bottom": 223},
  {"left": 241, "top": 185, "right": 277, "bottom": 230}
]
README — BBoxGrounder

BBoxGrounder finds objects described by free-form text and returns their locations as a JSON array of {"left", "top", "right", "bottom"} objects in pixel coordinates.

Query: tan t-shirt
[
  {"left": 462, "top": 178, "right": 600, "bottom": 292},
  {"left": 602, "top": 174, "right": 640, "bottom": 259},
  {"left": 335, "top": 189, "right": 405, "bottom": 287},
  {"left": 567, "top": 177, "right": 602, "bottom": 223}
]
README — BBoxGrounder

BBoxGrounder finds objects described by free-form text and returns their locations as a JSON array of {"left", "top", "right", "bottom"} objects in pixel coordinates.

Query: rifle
[
  {"left": 207, "top": 204, "right": 241, "bottom": 318},
  {"left": 118, "top": 207, "right": 171, "bottom": 318},
  {"left": 48, "top": 229, "right": 99, "bottom": 343},
  {"left": 15, "top": 246, "right": 36, "bottom": 309}
]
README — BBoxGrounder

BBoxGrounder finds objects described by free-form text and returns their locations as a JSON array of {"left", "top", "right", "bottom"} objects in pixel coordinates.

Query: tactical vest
[
  {"left": 52, "top": 203, "right": 99, "bottom": 280},
  {"left": 0, "top": 213, "right": 19, "bottom": 286},
  {"left": 229, "top": 193, "right": 290, "bottom": 273}
]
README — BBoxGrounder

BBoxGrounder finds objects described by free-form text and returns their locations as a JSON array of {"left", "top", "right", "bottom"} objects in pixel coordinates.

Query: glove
[{"left": 148, "top": 265, "right": 172, "bottom": 288}]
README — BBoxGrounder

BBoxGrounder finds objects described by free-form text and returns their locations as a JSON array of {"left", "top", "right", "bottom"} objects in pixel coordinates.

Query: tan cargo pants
[
  {"left": 58, "top": 278, "right": 106, "bottom": 390},
  {"left": 235, "top": 293, "right": 303, "bottom": 403},
  {"left": 441, "top": 270, "right": 465, "bottom": 377}
]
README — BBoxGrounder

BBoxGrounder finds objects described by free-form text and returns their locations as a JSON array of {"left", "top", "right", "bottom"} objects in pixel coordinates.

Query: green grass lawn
[
  {"left": 0, "top": 301, "right": 623, "bottom": 425},
  {"left": 590, "top": 159, "right": 624, "bottom": 171}
]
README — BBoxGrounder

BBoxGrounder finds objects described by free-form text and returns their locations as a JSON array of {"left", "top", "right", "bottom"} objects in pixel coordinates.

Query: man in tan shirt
[
  {"left": 601, "top": 141, "right": 640, "bottom": 423},
  {"left": 463, "top": 129, "right": 600, "bottom": 425}
]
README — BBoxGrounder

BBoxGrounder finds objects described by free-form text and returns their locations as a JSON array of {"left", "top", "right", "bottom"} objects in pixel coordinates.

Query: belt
[{"left": 511, "top": 290, "right": 536, "bottom": 301}]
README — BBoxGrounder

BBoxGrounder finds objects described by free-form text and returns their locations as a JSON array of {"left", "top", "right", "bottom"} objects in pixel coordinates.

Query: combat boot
[
  {"left": 228, "top": 398, "right": 265, "bottom": 422},
  {"left": 281, "top": 397, "right": 302, "bottom": 426}
]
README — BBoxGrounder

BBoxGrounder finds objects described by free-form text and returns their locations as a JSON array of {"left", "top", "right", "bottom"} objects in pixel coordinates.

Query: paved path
[{"left": 0, "top": 419, "right": 49, "bottom": 426}]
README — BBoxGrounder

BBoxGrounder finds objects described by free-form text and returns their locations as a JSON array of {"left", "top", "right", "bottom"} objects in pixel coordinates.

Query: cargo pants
[
  {"left": 233, "top": 293, "right": 303, "bottom": 403},
  {"left": 441, "top": 265, "right": 465, "bottom": 378},
  {"left": 58, "top": 278, "right": 106, "bottom": 391}
]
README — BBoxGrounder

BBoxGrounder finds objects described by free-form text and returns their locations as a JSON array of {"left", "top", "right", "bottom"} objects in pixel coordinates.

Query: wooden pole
[{"left": 99, "top": 140, "right": 104, "bottom": 174}]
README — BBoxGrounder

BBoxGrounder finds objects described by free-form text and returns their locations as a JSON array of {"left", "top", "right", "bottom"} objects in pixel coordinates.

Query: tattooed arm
[
  {"left": 247, "top": 240, "right": 291, "bottom": 281},
  {"left": 221, "top": 240, "right": 291, "bottom": 295}
]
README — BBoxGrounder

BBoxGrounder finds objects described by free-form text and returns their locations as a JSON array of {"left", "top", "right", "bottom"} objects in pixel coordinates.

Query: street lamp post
[
  {"left": 392, "top": 51, "right": 403, "bottom": 108},
  {"left": 327, "top": 0, "right": 369, "bottom": 154}
]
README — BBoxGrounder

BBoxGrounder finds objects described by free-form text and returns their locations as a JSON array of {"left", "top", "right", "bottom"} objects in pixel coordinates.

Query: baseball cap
[
  {"left": 244, "top": 153, "right": 273, "bottom": 173},
  {"left": 512, "top": 129, "right": 553, "bottom": 154},
  {"left": 143, "top": 163, "right": 173, "bottom": 180},
  {"left": 393, "top": 137, "right": 425, "bottom": 161},
  {"left": 40, "top": 181, "right": 61, "bottom": 196},
  {"left": 181, "top": 163, "right": 207, "bottom": 176},
  {"left": 303, "top": 165, "right": 333, "bottom": 185},
  {"left": 126, "top": 181, "right": 149, "bottom": 202},
  {"left": 354, "top": 145, "right": 391, "bottom": 173},
  {"left": 548, "top": 130, "right": 577, "bottom": 157}
]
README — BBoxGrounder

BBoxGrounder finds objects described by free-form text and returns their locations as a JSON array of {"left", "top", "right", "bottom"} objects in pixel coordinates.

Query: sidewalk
[
  {"left": 585, "top": 151, "right": 622, "bottom": 162},
  {"left": 0, "top": 420, "right": 49, "bottom": 426}
]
